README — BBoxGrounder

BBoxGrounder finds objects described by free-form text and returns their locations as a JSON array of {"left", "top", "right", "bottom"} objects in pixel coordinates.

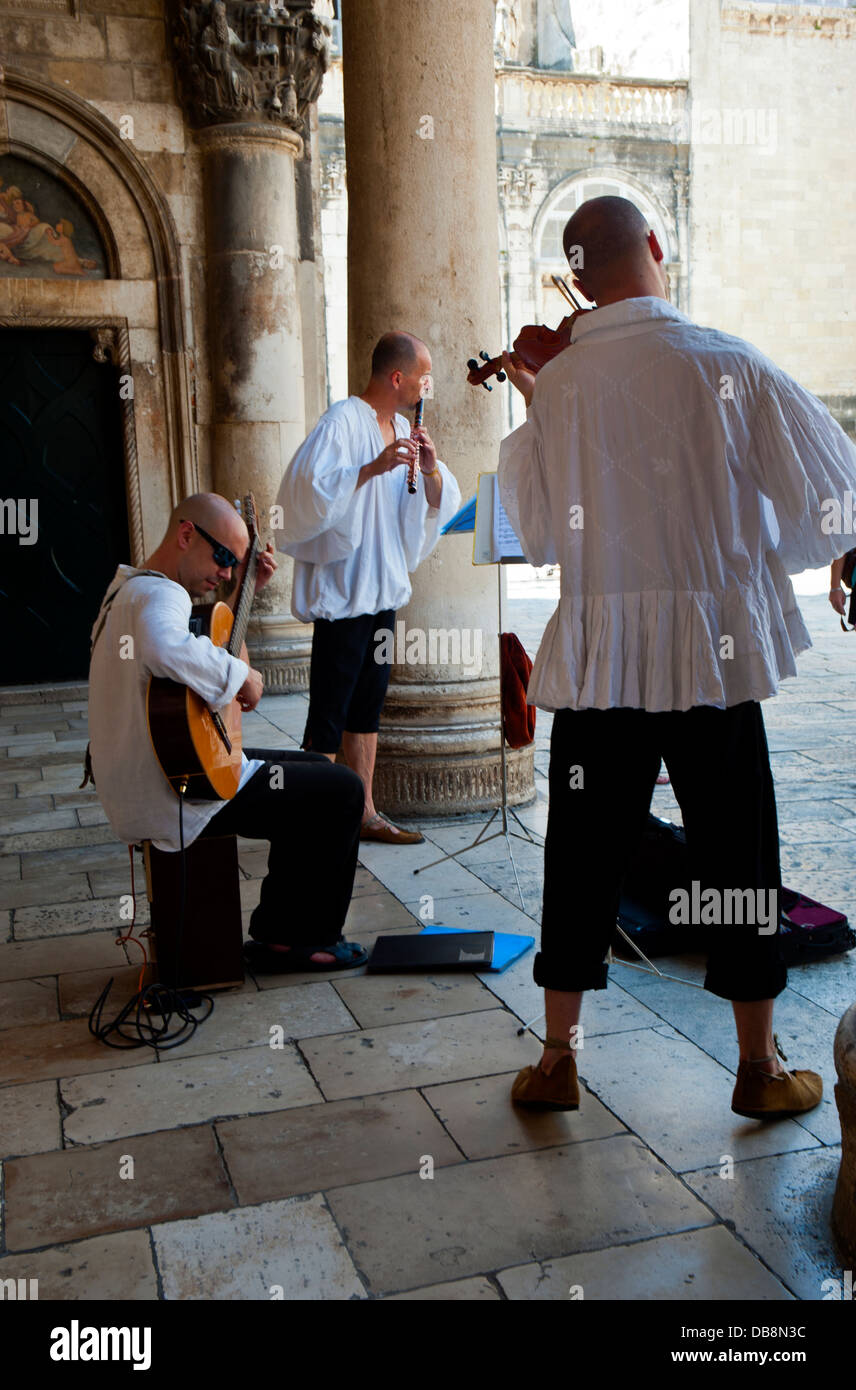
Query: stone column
[
  {"left": 169, "top": 0, "right": 332, "bottom": 690},
  {"left": 832, "top": 1002, "right": 856, "bottom": 1263},
  {"left": 343, "top": 0, "right": 535, "bottom": 814}
]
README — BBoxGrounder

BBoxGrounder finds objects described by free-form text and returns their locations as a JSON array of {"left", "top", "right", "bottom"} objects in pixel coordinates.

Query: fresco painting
[{"left": 0, "top": 155, "right": 106, "bottom": 279}]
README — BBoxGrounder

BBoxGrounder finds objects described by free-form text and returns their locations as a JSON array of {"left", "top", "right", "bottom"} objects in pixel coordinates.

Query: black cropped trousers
[{"left": 537, "top": 701, "right": 787, "bottom": 1002}]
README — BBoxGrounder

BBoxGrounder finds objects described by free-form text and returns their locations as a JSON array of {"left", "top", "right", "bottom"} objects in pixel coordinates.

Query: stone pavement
[{"left": 0, "top": 590, "right": 854, "bottom": 1301}]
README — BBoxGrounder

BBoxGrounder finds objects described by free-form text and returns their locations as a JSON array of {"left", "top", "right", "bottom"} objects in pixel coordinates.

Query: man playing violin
[
  {"left": 273, "top": 332, "right": 461, "bottom": 844},
  {"left": 88, "top": 492, "right": 368, "bottom": 973},
  {"left": 499, "top": 195, "right": 856, "bottom": 1120}
]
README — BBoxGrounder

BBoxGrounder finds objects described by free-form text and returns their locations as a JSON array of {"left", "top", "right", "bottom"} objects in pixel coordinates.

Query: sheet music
[{"left": 492, "top": 489, "right": 524, "bottom": 561}]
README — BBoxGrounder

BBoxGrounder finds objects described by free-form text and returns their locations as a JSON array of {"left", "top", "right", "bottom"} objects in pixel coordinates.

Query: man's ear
[{"left": 648, "top": 229, "right": 664, "bottom": 264}]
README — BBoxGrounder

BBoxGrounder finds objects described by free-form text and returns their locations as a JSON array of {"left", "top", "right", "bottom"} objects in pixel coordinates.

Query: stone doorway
[{"left": 0, "top": 327, "right": 129, "bottom": 683}]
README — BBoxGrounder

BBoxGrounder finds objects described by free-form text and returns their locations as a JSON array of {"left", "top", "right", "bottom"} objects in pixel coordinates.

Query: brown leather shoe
[
  {"left": 511, "top": 1036, "right": 580, "bottom": 1111},
  {"left": 731, "top": 1038, "right": 822, "bottom": 1119},
  {"left": 359, "top": 813, "right": 424, "bottom": 845}
]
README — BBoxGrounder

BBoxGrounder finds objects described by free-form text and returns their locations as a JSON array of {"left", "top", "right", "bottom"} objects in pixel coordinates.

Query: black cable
[{"left": 89, "top": 784, "right": 215, "bottom": 1052}]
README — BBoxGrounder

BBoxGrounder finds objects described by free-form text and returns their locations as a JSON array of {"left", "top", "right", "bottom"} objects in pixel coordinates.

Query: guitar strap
[{"left": 80, "top": 570, "right": 165, "bottom": 790}]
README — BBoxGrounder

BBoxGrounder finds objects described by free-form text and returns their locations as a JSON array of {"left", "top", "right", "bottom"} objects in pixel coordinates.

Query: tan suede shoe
[
  {"left": 511, "top": 1037, "right": 580, "bottom": 1111},
  {"left": 731, "top": 1038, "right": 822, "bottom": 1119}
]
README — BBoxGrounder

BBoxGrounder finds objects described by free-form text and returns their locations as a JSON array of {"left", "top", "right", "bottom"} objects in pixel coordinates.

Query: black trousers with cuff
[
  {"left": 538, "top": 701, "right": 787, "bottom": 1002},
  {"left": 200, "top": 748, "right": 364, "bottom": 948}
]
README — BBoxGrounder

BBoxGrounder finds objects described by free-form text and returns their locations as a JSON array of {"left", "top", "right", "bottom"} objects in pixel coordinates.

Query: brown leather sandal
[{"left": 731, "top": 1035, "right": 822, "bottom": 1119}]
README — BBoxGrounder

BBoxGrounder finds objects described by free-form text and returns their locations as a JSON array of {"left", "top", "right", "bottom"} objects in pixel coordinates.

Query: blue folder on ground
[{"left": 419, "top": 924, "right": 534, "bottom": 972}]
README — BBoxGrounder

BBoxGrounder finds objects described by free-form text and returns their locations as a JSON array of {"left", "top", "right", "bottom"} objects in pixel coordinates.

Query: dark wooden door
[{"left": 0, "top": 329, "right": 129, "bottom": 683}]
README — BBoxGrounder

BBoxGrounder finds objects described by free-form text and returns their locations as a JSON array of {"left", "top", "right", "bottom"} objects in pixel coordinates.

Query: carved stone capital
[
  {"left": 168, "top": 0, "right": 331, "bottom": 134},
  {"left": 498, "top": 162, "right": 540, "bottom": 209}
]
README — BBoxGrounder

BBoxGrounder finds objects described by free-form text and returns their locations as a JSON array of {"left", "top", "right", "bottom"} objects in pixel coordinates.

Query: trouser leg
[
  {"left": 660, "top": 703, "right": 786, "bottom": 1001},
  {"left": 536, "top": 707, "right": 661, "bottom": 991},
  {"left": 201, "top": 748, "right": 364, "bottom": 946}
]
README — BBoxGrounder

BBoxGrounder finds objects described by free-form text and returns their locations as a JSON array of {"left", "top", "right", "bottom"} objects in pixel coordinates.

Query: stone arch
[
  {"left": 0, "top": 69, "right": 196, "bottom": 558},
  {"left": 533, "top": 167, "right": 677, "bottom": 278}
]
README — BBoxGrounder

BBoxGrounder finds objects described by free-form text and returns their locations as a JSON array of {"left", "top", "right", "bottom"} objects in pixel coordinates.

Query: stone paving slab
[
  {"left": 300, "top": 1008, "right": 533, "bottom": 1101},
  {"left": 217, "top": 1089, "right": 461, "bottom": 1205},
  {"left": 0, "top": 1016, "right": 153, "bottom": 1087},
  {"left": 497, "top": 1226, "right": 793, "bottom": 1301},
  {"left": 157, "top": 980, "right": 357, "bottom": 1059},
  {"left": 401, "top": 890, "right": 536, "bottom": 935},
  {"left": 0, "top": 933, "right": 130, "bottom": 983},
  {"left": 609, "top": 967, "right": 843, "bottom": 1146},
  {"left": 385, "top": 1276, "right": 501, "bottom": 1300},
  {"left": 422, "top": 1069, "right": 626, "bottom": 1160},
  {"left": 683, "top": 1146, "right": 845, "bottom": 1301},
  {"left": 0, "top": 872, "right": 92, "bottom": 910},
  {"left": 13, "top": 895, "right": 149, "bottom": 940},
  {"left": 327, "top": 1135, "right": 716, "bottom": 1297},
  {"left": 4, "top": 1126, "right": 233, "bottom": 1251},
  {"left": 0, "top": 976, "right": 59, "bottom": 1029},
  {"left": 58, "top": 964, "right": 147, "bottom": 1019},
  {"left": 0, "top": 1230, "right": 159, "bottom": 1300},
  {"left": 0, "top": 1079, "right": 62, "bottom": 1159},
  {"left": 152, "top": 1193, "right": 366, "bottom": 1301},
  {"left": 576, "top": 1024, "right": 823, "bottom": 1173},
  {"left": 332, "top": 971, "right": 498, "bottom": 1029},
  {"left": 62, "top": 1043, "right": 323, "bottom": 1144}
]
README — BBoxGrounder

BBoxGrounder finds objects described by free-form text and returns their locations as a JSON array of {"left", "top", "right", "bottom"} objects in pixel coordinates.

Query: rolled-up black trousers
[
  {"left": 199, "top": 747, "right": 364, "bottom": 947},
  {"left": 538, "top": 701, "right": 787, "bottom": 1001}
]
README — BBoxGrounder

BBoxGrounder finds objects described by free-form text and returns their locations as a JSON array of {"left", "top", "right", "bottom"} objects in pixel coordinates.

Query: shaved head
[
  {"left": 166, "top": 493, "right": 248, "bottom": 549},
  {"left": 563, "top": 196, "right": 656, "bottom": 301},
  {"left": 370, "top": 331, "right": 426, "bottom": 380}
]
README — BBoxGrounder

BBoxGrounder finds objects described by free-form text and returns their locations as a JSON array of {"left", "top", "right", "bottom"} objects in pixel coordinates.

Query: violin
[{"left": 466, "top": 276, "right": 593, "bottom": 391}]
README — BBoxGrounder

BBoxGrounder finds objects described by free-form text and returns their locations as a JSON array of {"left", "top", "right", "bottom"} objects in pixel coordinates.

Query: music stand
[{"left": 413, "top": 482, "right": 541, "bottom": 913}]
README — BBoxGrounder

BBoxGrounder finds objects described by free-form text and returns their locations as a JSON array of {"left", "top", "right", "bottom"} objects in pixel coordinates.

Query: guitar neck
[{"left": 227, "top": 539, "right": 260, "bottom": 658}]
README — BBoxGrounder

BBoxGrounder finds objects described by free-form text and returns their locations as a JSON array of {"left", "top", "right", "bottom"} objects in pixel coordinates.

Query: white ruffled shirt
[
  {"left": 274, "top": 396, "right": 461, "bottom": 621},
  {"left": 498, "top": 297, "right": 856, "bottom": 712},
  {"left": 88, "top": 567, "right": 262, "bottom": 852}
]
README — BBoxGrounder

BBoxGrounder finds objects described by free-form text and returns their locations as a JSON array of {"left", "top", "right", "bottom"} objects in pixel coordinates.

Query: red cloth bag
[{"left": 500, "top": 632, "right": 536, "bottom": 748}]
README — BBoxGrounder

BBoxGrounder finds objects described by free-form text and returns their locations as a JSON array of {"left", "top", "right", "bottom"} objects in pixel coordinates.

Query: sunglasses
[{"left": 181, "top": 520, "right": 240, "bottom": 570}]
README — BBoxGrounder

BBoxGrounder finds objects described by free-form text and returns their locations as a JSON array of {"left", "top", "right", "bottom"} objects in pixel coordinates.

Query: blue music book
[{"left": 419, "top": 925, "right": 534, "bottom": 972}]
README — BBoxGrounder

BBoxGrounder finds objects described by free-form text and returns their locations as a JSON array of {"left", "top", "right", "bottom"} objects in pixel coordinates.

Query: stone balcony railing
[{"left": 497, "top": 68, "right": 688, "bottom": 137}]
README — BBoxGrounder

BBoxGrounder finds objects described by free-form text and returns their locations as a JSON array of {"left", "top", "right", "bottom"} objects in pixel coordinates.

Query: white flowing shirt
[
  {"left": 498, "top": 297, "right": 856, "bottom": 712},
  {"left": 274, "top": 396, "right": 461, "bottom": 621},
  {"left": 88, "top": 567, "right": 262, "bottom": 852}
]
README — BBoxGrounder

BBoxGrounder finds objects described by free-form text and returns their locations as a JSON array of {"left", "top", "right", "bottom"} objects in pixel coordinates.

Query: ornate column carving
[
  {"left": 169, "top": 1, "right": 332, "bottom": 691},
  {"left": 343, "top": 0, "right": 535, "bottom": 816},
  {"left": 672, "top": 167, "right": 690, "bottom": 315}
]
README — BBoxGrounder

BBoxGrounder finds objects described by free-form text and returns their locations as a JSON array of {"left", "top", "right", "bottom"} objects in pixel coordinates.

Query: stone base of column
[
  {"left": 374, "top": 744, "right": 535, "bottom": 818},
  {"left": 832, "top": 1003, "right": 856, "bottom": 1262},
  {"left": 247, "top": 615, "right": 313, "bottom": 695}
]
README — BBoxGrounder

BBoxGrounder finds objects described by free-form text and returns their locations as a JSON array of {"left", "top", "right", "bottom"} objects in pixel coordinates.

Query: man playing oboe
[{"left": 274, "top": 331, "right": 461, "bottom": 842}]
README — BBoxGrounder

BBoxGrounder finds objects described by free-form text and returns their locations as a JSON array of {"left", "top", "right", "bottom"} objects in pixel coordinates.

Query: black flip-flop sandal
[{"left": 243, "top": 939, "right": 368, "bottom": 975}]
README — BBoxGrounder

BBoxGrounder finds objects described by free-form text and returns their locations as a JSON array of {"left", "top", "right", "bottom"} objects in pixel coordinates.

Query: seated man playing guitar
[{"left": 87, "top": 492, "right": 367, "bottom": 972}]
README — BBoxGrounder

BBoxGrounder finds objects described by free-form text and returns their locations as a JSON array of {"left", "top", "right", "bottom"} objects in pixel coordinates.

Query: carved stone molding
[
  {"left": 498, "top": 163, "right": 540, "bottom": 209},
  {"left": 169, "top": 0, "right": 332, "bottom": 134},
  {"left": 721, "top": 5, "right": 856, "bottom": 39},
  {"left": 321, "top": 153, "right": 346, "bottom": 201},
  {"left": 0, "top": 314, "right": 144, "bottom": 566},
  {"left": 374, "top": 743, "right": 536, "bottom": 819}
]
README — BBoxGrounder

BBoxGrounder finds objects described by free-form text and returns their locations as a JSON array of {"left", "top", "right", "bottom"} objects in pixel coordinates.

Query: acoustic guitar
[{"left": 146, "top": 494, "right": 262, "bottom": 800}]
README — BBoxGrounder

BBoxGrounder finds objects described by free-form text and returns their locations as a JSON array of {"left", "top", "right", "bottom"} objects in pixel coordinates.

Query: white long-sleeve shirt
[
  {"left": 498, "top": 296, "right": 856, "bottom": 713},
  {"left": 88, "top": 567, "right": 262, "bottom": 851},
  {"left": 273, "top": 396, "right": 462, "bottom": 621}
]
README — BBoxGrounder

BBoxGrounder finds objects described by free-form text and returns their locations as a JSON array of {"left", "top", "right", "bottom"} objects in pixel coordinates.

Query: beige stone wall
[
  {"left": 0, "top": 0, "right": 206, "bottom": 553},
  {"left": 689, "top": 0, "right": 856, "bottom": 401}
]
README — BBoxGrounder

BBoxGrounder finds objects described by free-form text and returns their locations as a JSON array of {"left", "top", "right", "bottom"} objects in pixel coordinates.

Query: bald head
[
  {"left": 563, "top": 196, "right": 664, "bottom": 304},
  {"left": 370, "top": 332, "right": 426, "bottom": 381},
  {"left": 166, "top": 493, "right": 248, "bottom": 551}
]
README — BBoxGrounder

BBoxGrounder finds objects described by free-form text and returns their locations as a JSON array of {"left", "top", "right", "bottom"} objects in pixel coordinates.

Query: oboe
[{"left": 408, "top": 398, "right": 424, "bottom": 495}]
